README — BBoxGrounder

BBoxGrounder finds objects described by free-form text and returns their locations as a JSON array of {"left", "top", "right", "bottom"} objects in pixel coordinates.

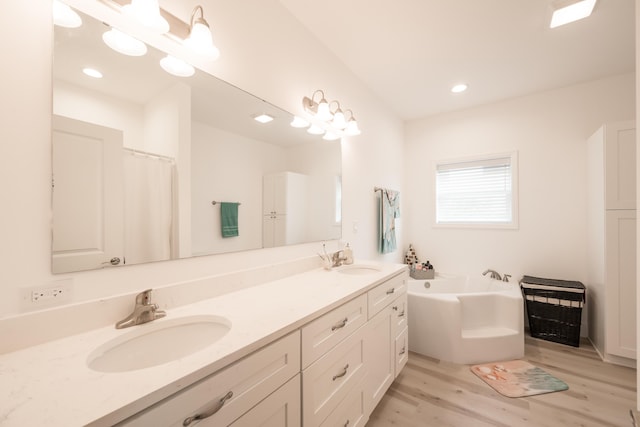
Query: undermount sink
[
  {"left": 87, "top": 315, "right": 231, "bottom": 373},
  {"left": 336, "top": 264, "right": 382, "bottom": 275}
]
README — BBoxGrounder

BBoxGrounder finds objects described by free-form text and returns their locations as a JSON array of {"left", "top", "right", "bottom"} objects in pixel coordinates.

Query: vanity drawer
[
  {"left": 119, "top": 331, "right": 300, "bottom": 427},
  {"left": 301, "top": 294, "right": 367, "bottom": 368},
  {"left": 368, "top": 272, "right": 408, "bottom": 319},
  {"left": 302, "top": 325, "right": 366, "bottom": 427},
  {"left": 319, "top": 377, "right": 367, "bottom": 427}
]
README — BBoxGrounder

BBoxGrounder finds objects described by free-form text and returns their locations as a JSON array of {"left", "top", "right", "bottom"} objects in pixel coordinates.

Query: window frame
[{"left": 434, "top": 151, "right": 519, "bottom": 229}]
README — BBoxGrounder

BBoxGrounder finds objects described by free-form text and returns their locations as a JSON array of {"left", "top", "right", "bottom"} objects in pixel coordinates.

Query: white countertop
[{"left": 0, "top": 262, "right": 406, "bottom": 426}]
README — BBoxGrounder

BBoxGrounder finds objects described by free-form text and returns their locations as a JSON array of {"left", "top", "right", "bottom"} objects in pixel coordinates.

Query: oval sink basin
[
  {"left": 87, "top": 315, "right": 231, "bottom": 373},
  {"left": 337, "top": 264, "right": 382, "bottom": 275}
]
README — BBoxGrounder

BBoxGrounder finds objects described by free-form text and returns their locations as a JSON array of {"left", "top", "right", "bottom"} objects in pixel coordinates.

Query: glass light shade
[
  {"left": 316, "top": 100, "right": 333, "bottom": 121},
  {"left": 322, "top": 131, "right": 341, "bottom": 141},
  {"left": 331, "top": 109, "right": 347, "bottom": 129},
  {"left": 307, "top": 124, "right": 325, "bottom": 135},
  {"left": 344, "top": 119, "right": 361, "bottom": 136},
  {"left": 102, "top": 28, "right": 147, "bottom": 56},
  {"left": 122, "top": 0, "right": 169, "bottom": 34},
  {"left": 160, "top": 55, "right": 195, "bottom": 77},
  {"left": 290, "top": 116, "right": 310, "bottom": 128},
  {"left": 185, "top": 22, "right": 220, "bottom": 59},
  {"left": 550, "top": 0, "right": 596, "bottom": 28},
  {"left": 53, "top": 0, "right": 82, "bottom": 28}
]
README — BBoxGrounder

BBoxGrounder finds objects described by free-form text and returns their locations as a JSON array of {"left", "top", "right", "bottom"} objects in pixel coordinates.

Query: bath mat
[{"left": 470, "top": 360, "right": 568, "bottom": 398}]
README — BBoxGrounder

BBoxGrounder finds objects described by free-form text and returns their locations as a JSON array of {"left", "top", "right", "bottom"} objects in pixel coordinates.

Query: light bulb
[
  {"left": 332, "top": 109, "right": 347, "bottom": 129},
  {"left": 53, "top": 0, "right": 82, "bottom": 28},
  {"left": 316, "top": 99, "right": 333, "bottom": 121},
  {"left": 307, "top": 124, "right": 325, "bottom": 135},
  {"left": 322, "top": 131, "right": 341, "bottom": 141},
  {"left": 290, "top": 116, "right": 310, "bottom": 128},
  {"left": 344, "top": 119, "right": 361, "bottom": 136},
  {"left": 122, "top": 0, "right": 169, "bottom": 34}
]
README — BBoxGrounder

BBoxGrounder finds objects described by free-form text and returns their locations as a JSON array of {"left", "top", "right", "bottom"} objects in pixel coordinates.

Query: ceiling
[{"left": 278, "top": 0, "right": 636, "bottom": 120}]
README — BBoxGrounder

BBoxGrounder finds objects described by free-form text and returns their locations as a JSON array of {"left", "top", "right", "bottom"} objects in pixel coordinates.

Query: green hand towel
[{"left": 220, "top": 202, "right": 239, "bottom": 238}]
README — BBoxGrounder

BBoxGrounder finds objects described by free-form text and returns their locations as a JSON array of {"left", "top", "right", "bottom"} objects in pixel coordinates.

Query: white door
[{"left": 52, "top": 115, "right": 124, "bottom": 273}]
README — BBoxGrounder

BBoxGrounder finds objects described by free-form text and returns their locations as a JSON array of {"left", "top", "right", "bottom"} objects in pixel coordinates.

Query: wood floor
[{"left": 367, "top": 336, "right": 637, "bottom": 427}]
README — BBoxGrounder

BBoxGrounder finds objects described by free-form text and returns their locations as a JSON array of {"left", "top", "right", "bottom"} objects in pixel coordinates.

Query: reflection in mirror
[{"left": 52, "top": 7, "right": 341, "bottom": 273}]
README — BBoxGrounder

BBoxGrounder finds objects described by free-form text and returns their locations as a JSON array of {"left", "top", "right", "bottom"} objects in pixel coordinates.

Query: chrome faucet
[
  {"left": 331, "top": 250, "right": 348, "bottom": 267},
  {"left": 502, "top": 274, "right": 511, "bottom": 282},
  {"left": 115, "top": 289, "right": 166, "bottom": 329},
  {"left": 482, "top": 269, "right": 502, "bottom": 280}
]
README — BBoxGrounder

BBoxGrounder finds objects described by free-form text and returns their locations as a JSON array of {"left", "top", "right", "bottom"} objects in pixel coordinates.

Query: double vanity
[{"left": 0, "top": 261, "right": 408, "bottom": 426}]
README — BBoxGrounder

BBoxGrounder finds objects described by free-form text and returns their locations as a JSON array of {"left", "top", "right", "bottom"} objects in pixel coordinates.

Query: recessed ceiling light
[
  {"left": 451, "top": 83, "right": 468, "bottom": 93},
  {"left": 550, "top": 0, "right": 597, "bottom": 28},
  {"left": 253, "top": 114, "right": 274, "bottom": 124},
  {"left": 82, "top": 68, "right": 103, "bottom": 78}
]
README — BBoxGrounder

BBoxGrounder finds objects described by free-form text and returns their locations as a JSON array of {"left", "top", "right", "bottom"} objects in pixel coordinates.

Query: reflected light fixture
[
  {"left": 299, "top": 90, "right": 360, "bottom": 140},
  {"left": 550, "top": 0, "right": 597, "bottom": 28},
  {"left": 122, "top": 0, "right": 169, "bottom": 34},
  {"left": 160, "top": 55, "right": 195, "bottom": 77},
  {"left": 53, "top": 0, "right": 82, "bottom": 28},
  {"left": 185, "top": 5, "right": 220, "bottom": 59},
  {"left": 82, "top": 67, "right": 103, "bottom": 78},
  {"left": 102, "top": 27, "right": 148, "bottom": 56},
  {"left": 254, "top": 114, "right": 274, "bottom": 124}
]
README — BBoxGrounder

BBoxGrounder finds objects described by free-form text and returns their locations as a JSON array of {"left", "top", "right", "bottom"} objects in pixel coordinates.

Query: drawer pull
[
  {"left": 344, "top": 420, "right": 350, "bottom": 427},
  {"left": 398, "top": 310, "right": 405, "bottom": 317},
  {"left": 332, "top": 363, "right": 350, "bottom": 381},
  {"left": 386, "top": 287, "right": 395, "bottom": 295},
  {"left": 331, "top": 317, "right": 348, "bottom": 331},
  {"left": 399, "top": 346, "right": 406, "bottom": 356},
  {"left": 183, "top": 391, "right": 233, "bottom": 426}
]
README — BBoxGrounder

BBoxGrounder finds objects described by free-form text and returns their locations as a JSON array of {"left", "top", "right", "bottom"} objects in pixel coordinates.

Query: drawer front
[
  {"left": 391, "top": 294, "right": 408, "bottom": 337},
  {"left": 121, "top": 331, "right": 300, "bottom": 427},
  {"left": 302, "top": 326, "right": 366, "bottom": 427},
  {"left": 319, "top": 378, "right": 367, "bottom": 427},
  {"left": 368, "top": 272, "right": 408, "bottom": 319},
  {"left": 394, "top": 327, "right": 409, "bottom": 377},
  {"left": 302, "top": 294, "right": 367, "bottom": 368},
  {"left": 229, "top": 374, "right": 301, "bottom": 427}
]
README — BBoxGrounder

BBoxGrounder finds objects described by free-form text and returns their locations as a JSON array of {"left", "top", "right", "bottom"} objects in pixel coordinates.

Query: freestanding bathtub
[{"left": 408, "top": 274, "right": 524, "bottom": 364}]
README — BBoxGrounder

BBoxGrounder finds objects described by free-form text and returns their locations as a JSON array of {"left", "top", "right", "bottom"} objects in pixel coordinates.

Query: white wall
[
  {"left": 403, "top": 73, "right": 635, "bottom": 337},
  {"left": 0, "top": 0, "right": 404, "bottom": 318}
]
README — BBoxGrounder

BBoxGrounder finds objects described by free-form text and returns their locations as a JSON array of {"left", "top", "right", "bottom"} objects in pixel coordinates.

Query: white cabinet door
[
  {"left": 605, "top": 210, "right": 637, "bottom": 359},
  {"left": 605, "top": 121, "right": 636, "bottom": 210},
  {"left": 229, "top": 375, "right": 301, "bottom": 427},
  {"left": 363, "top": 305, "right": 394, "bottom": 415},
  {"left": 52, "top": 115, "right": 124, "bottom": 273},
  {"left": 394, "top": 327, "right": 409, "bottom": 377}
]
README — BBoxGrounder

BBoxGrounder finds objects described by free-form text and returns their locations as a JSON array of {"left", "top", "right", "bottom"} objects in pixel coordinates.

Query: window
[{"left": 435, "top": 152, "right": 518, "bottom": 228}]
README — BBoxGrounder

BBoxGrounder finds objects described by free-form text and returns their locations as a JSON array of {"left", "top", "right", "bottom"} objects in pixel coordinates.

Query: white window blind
[{"left": 436, "top": 154, "right": 516, "bottom": 226}]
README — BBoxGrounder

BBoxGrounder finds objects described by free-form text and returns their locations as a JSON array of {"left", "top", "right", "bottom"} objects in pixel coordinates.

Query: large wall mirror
[{"left": 52, "top": 6, "right": 342, "bottom": 273}]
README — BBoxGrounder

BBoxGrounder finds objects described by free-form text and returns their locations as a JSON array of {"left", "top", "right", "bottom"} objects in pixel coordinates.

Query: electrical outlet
[{"left": 22, "top": 279, "right": 73, "bottom": 310}]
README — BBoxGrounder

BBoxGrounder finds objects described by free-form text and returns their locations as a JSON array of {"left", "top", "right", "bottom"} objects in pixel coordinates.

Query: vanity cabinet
[
  {"left": 262, "top": 172, "right": 308, "bottom": 248},
  {"left": 229, "top": 375, "right": 301, "bottom": 427},
  {"left": 118, "top": 331, "right": 300, "bottom": 427}
]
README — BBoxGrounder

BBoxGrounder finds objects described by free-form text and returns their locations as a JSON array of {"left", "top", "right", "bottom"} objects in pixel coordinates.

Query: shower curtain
[{"left": 123, "top": 150, "right": 174, "bottom": 265}]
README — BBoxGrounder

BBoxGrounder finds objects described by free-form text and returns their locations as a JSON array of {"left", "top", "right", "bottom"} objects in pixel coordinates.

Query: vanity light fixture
[
  {"left": 82, "top": 67, "right": 103, "bottom": 78},
  {"left": 451, "top": 83, "right": 468, "bottom": 93},
  {"left": 122, "top": 0, "right": 169, "bottom": 34},
  {"left": 102, "top": 27, "right": 148, "bottom": 56},
  {"left": 550, "top": 0, "right": 597, "bottom": 28},
  {"left": 185, "top": 5, "right": 220, "bottom": 60},
  {"left": 300, "top": 90, "right": 360, "bottom": 140},
  {"left": 253, "top": 114, "right": 274, "bottom": 124},
  {"left": 53, "top": 0, "right": 82, "bottom": 28},
  {"left": 160, "top": 55, "right": 195, "bottom": 77},
  {"left": 290, "top": 116, "right": 310, "bottom": 128}
]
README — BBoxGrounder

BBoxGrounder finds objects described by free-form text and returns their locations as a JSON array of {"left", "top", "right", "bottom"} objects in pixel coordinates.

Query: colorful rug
[{"left": 470, "top": 360, "right": 568, "bottom": 398}]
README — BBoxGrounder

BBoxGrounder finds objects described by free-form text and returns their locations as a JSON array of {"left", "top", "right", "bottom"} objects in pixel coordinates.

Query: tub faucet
[
  {"left": 115, "top": 289, "right": 166, "bottom": 329},
  {"left": 482, "top": 269, "right": 502, "bottom": 280}
]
